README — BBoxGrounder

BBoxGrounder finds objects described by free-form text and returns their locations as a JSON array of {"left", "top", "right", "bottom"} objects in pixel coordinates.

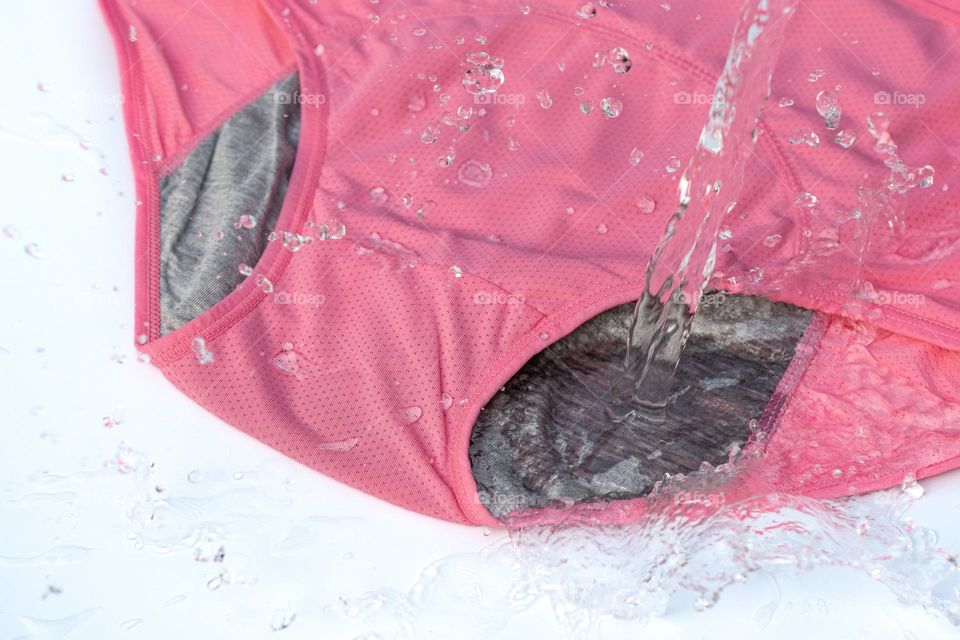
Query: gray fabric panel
[
  {"left": 158, "top": 73, "right": 301, "bottom": 335},
  {"left": 470, "top": 293, "right": 813, "bottom": 519}
]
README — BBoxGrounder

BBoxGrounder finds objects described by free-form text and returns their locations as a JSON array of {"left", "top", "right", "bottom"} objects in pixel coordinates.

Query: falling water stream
[{"left": 613, "top": 0, "right": 798, "bottom": 423}]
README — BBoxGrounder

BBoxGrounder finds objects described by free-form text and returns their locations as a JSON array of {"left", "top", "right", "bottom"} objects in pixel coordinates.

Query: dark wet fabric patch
[{"left": 470, "top": 293, "right": 813, "bottom": 519}]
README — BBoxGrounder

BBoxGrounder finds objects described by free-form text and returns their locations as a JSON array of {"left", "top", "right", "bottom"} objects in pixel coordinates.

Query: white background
[{"left": 1, "top": 2, "right": 959, "bottom": 638}]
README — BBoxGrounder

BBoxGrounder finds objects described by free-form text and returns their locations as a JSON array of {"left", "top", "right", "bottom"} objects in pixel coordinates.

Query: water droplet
[
  {"left": 192, "top": 337, "right": 214, "bottom": 365},
  {"left": 314, "top": 44, "right": 325, "bottom": 56},
  {"left": 411, "top": 26, "right": 427, "bottom": 37},
  {"left": 778, "top": 97, "right": 794, "bottom": 107},
  {"left": 665, "top": 156, "right": 681, "bottom": 173},
  {"left": 255, "top": 274, "right": 274, "bottom": 293},
  {"left": 795, "top": 192, "right": 819, "bottom": 208},
  {"left": 629, "top": 147, "right": 645, "bottom": 166},
  {"left": 238, "top": 263, "right": 253, "bottom": 276},
  {"left": 273, "top": 343, "right": 305, "bottom": 378},
  {"left": 401, "top": 193, "right": 414, "bottom": 208},
  {"left": 316, "top": 437, "right": 359, "bottom": 452},
  {"left": 807, "top": 68, "right": 826, "bottom": 83},
  {"left": 457, "top": 159, "right": 493, "bottom": 188},
  {"left": 128, "top": 25, "right": 138, "bottom": 42},
  {"left": 282, "top": 231, "right": 311, "bottom": 252},
  {"left": 762, "top": 234, "right": 782, "bottom": 247},
  {"left": 2, "top": 224, "right": 19, "bottom": 239},
  {"left": 400, "top": 405, "right": 423, "bottom": 424},
  {"left": 597, "top": 223, "right": 608, "bottom": 234},
  {"left": 237, "top": 214, "right": 257, "bottom": 229},
  {"left": 24, "top": 242, "right": 44, "bottom": 259},
  {"left": 816, "top": 90, "right": 841, "bottom": 130},
  {"left": 609, "top": 47, "right": 632, "bottom": 74},
  {"left": 535, "top": 88, "right": 553, "bottom": 109},
  {"left": 576, "top": 2, "right": 598, "bottom": 19},
  {"left": 270, "top": 607, "right": 297, "bottom": 632},
  {"left": 789, "top": 128, "right": 820, "bottom": 147},
  {"left": 420, "top": 119, "right": 440, "bottom": 144},
  {"left": 316, "top": 220, "right": 346, "bottom": 240},
  {"left": 599, "top": 97, "right": 623, "bottom": 118},
  {"left": 718, "top": 227, "right": 733, "bottom": 240},
  {"left": 635, "top": 195, "right": 656, "bottom": 214},
  {"left": 369, "top": 186, "right": 388, "bottom": 205},
  {"left": 461, "top": 52, "right": 505, "bottom": 96},
  {"left": 538, "top": 332, "right": 549, "bottom": 341},
  {"left": 61, "top": 174, "right": 75, "bottom": 183},
  {"left": 417, "top": 200, "right": 436, "bottom": 218},
  {"left": 579, "top": 100, "right": 594, "bottom": 115},
  {"left": 439, "top": 393, "right": 454, "bottom": 411},
  {"left": 834, "top": 129, "right": 857, "bottom": 149},
  {"left": 507, "top": 135, "right": 520, "bottom": 151}
]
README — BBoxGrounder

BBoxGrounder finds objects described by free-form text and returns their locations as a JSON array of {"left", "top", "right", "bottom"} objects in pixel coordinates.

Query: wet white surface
[{"left": 1, "top": 2, "right": 960, "bottom": 638}]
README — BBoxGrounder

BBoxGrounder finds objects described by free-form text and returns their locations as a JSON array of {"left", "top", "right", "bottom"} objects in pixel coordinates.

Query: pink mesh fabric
[{"left": 101, "top": 0, "right": 960, "bottom": 525}]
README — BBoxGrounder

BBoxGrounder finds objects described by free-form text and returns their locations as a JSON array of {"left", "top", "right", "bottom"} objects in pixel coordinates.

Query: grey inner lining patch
[
  {"left": 158, "top": 73, "right": 301, "bottom": 335},
  {"left": 470, "top": 293, "right": 813, "bottom": 519}
]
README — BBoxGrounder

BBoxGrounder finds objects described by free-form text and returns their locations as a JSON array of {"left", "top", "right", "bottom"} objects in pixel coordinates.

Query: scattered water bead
[
  {"left": 816, "top": 90, "right": 842, "bottom": 130},
  {"left": 238, "top": 263, "right": 253, "bottom": 276},
  {"left": 609, "top": 47, "right": 632, "bottom": 74},
  {"left": 437, "top": 147, "right": 457, "bottom": 167},
  {"left": 273, "top": 343, "right": 304, "bottom": 379},
  {"left": 597, "top": 223, "right": 608, "bottom": 234},
  {"left": 461, "top": 52, "right": 505, "bottom": 96},
  {"left": 665, "top": 156, "right": 681, "bottom": 173},
  {"left": 420, "top": 119, "right": 440, "bottom": 144},
  {"left": 237, "top": 214, "right": 257, "bottom": 229},
  {"left": 916, "top": 164, "right": 935, "bottom": 188},
  {"left": 747, "top": 266, "right": 765, "bottom": 284},
  {"left": 24, "top": 242, "right": 44, "bottom": 259},
  {"left": 507, "top": 135, "right": 521, "bottom": 151},
  {"left": 192, "top": 337, "right": 214, "bottom": 365},
  {"left": 576, "top": 2, "right": 598, "bottom": 19},
  {"left": 457, "top": 159, "right": 493, "bottom": 188},
  {"left": 778, "top": 96, "right": 794, "bottom": 107},
  {"left": 520, "top": 4, "right": 531, "bottom": 15},
  {"left": 762, "top": 234, "right": 782, "bottom": 247},
  {"left": 599, "top": 97, "right": 623, "bottom": 118},
  {"left": 579, "top": 100, "right": 594, "bottom": 115},
  {"left": 795, "top": 191, "right": 819, "bottom": 208},
  {"left": 316, "top": 220, "right": 346, "bottom": 240},
  {"left": 400, "top": 405, "right": 423, "bottom": 424},
  {"left": 573, "top": 86, "right": 585, "bottom": 97},
  {"left": 282, "top": 231, "right": 311, "bottom": 252},
  {"left": 807, "top": 68, "right": 826, "bottom": 82},
  {"left": 417, "top": 200, "right": 437, "bottom": 218},
  {"left": 439, "top": 393, "right": 454, "bottom": 411},
  {"left": 718, "top": 227, "right": 733, "bottom": 240},
  {"left": 457, "top": 105, "right": 474, "bottom": 119},
  {"left": 834, "top": 129, "right": 857, "bottom": 148},
  {"left": 629, "top": 147, "right": 645, "bottom": 166},
  {"left": 411, "top": 26, "right": 427, "bottom": 37},
  {"left": 368, "top": 186, "right": 388, "bottom": 205},
  {"left": 401, "top": 193, "right": 414, "bottom": 208},
  {"left": 316, "top": 437, "right": 360, "bottom": 452},
  {"left": 450, "top": 265, "right": 463, "bottom": 278},
  {"left": 789, "top": 128, "right": 820, "bottom": 147},
  {"left": 635, "top": 194, "right": 656, "bottom": 214},
  {"left": 255, "top": 274, "right": 274, "bottom": 293}
]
